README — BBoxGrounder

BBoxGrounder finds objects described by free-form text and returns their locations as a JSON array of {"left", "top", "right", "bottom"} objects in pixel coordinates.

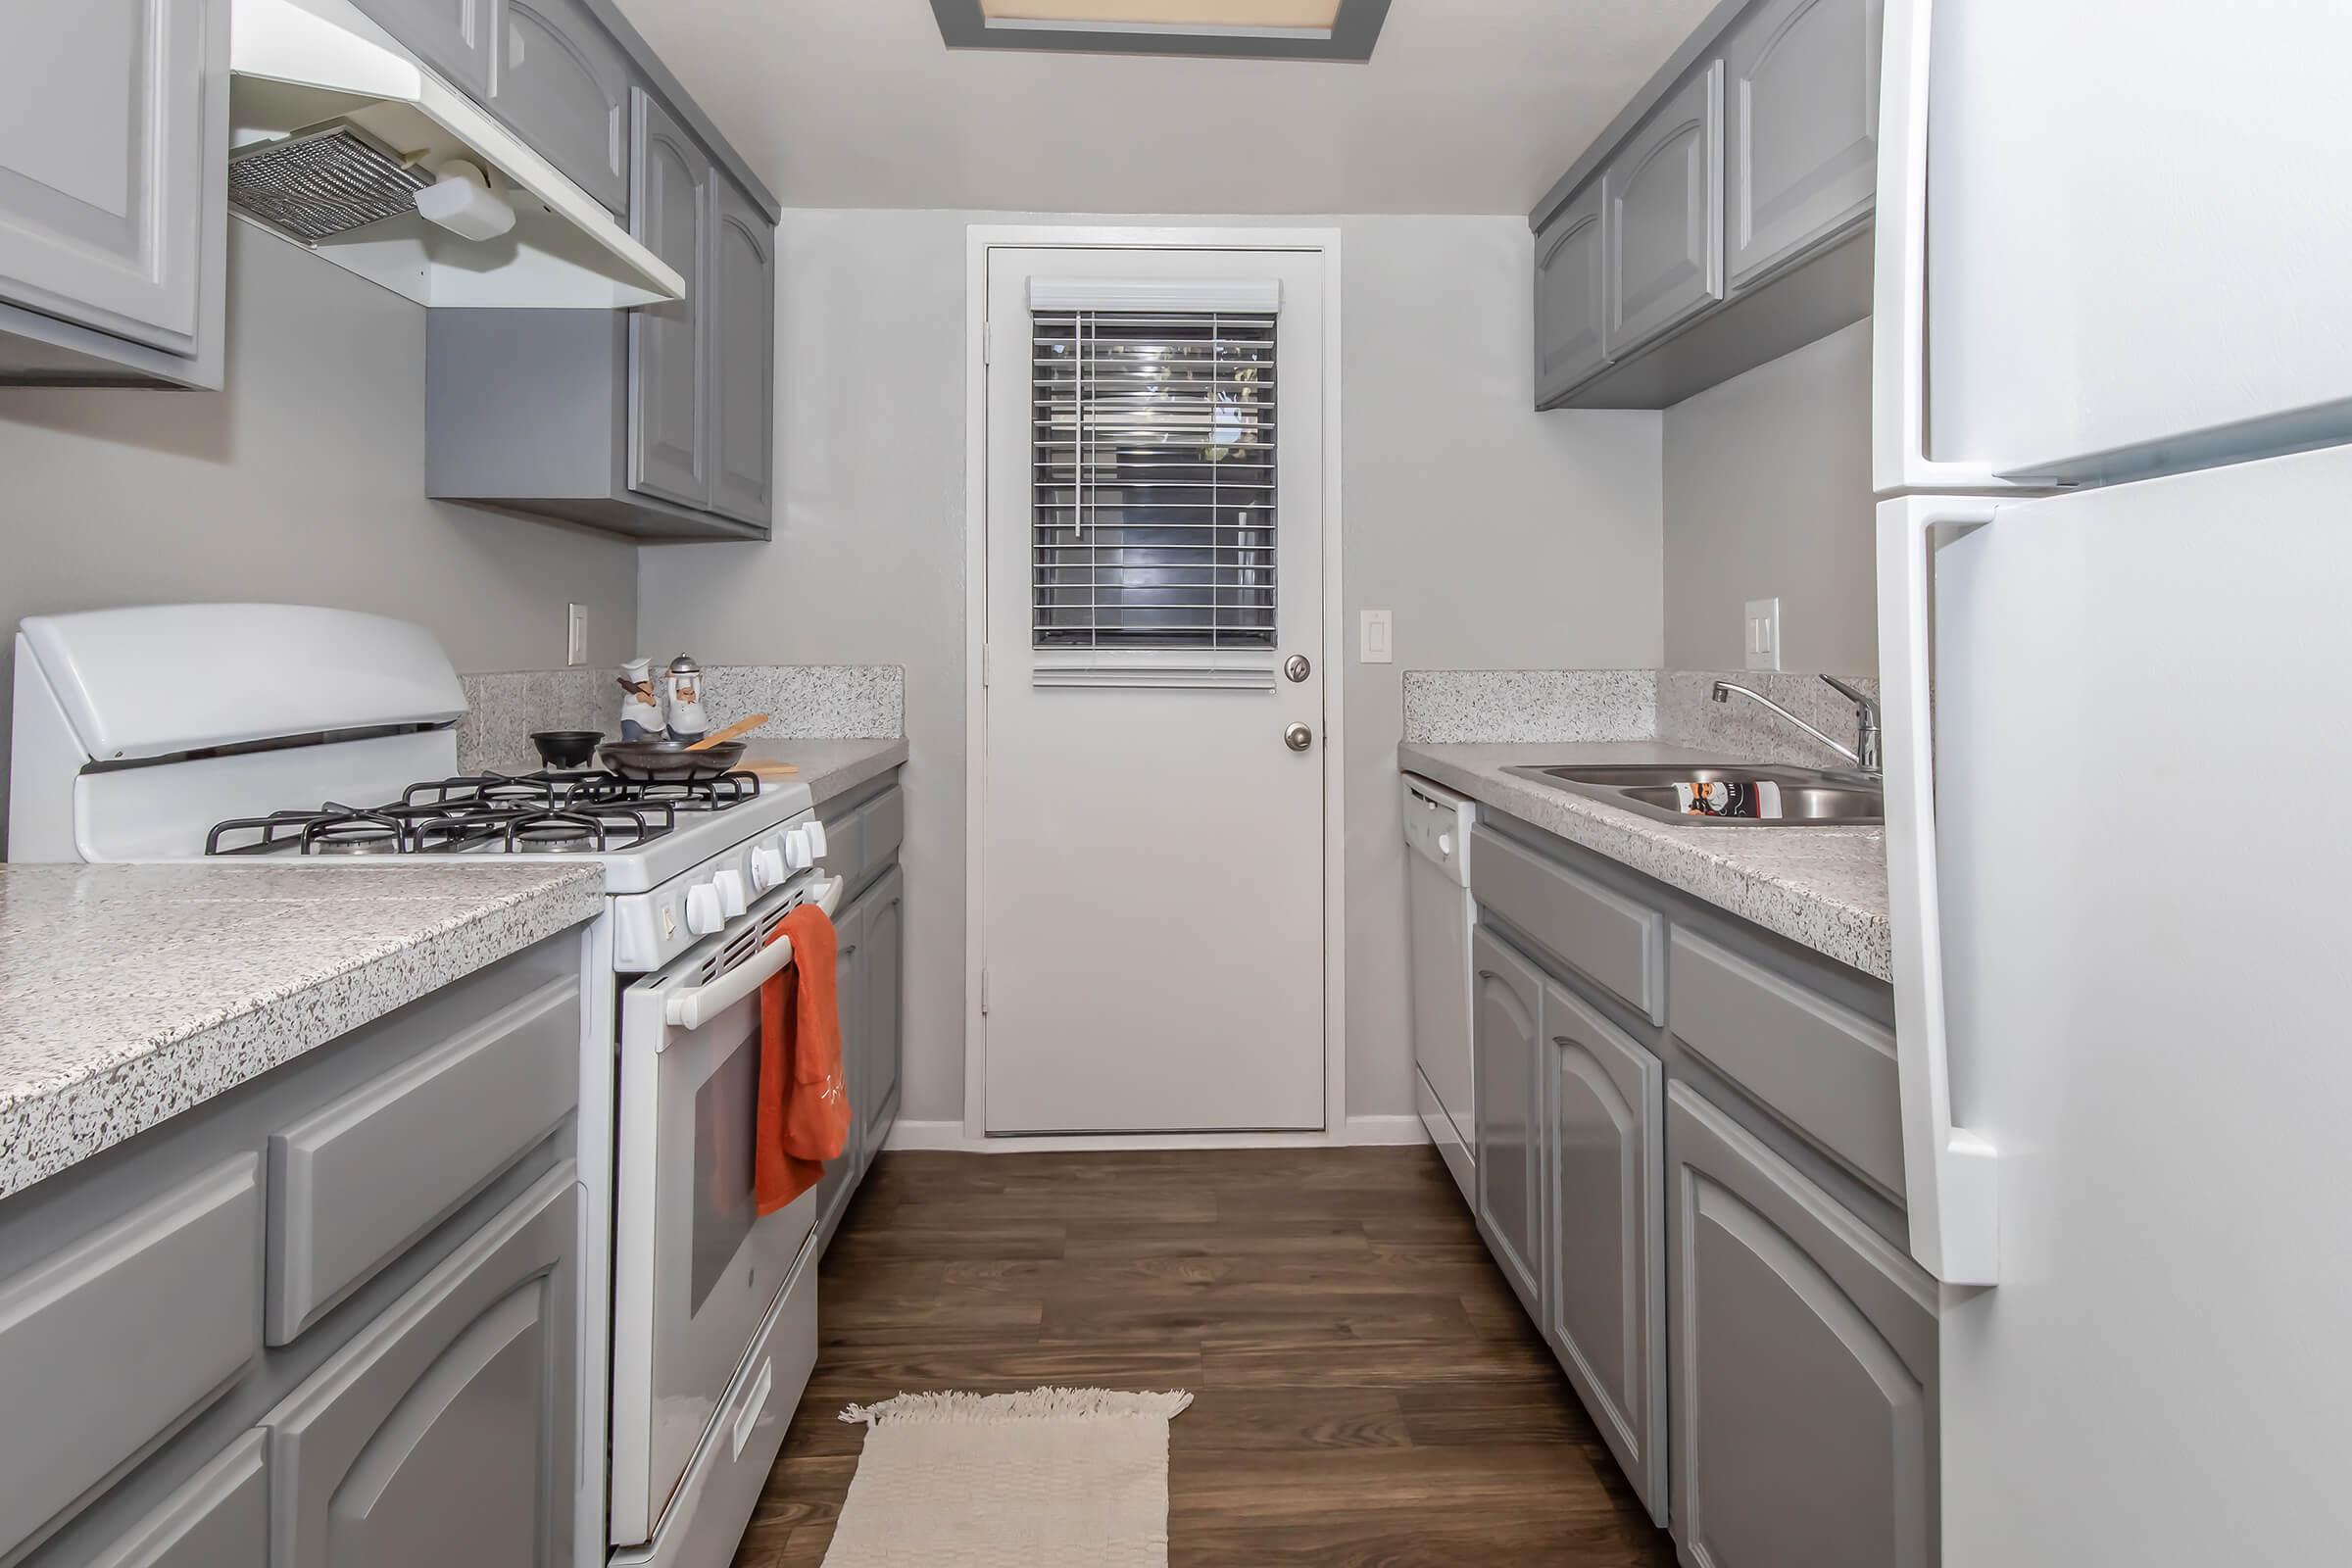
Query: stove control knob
[
  {"left": 805, "top": 820, "right": 829, "bottom": 858},
  {"left": 713, "top": 868, "right": 749, "bottom": 918},
  {"left": 685, "top": 881, "right": 724, "bottom": 936},
  {"left": 783, "top": 828, "right": 815, "bottom": 871},
  {"left": 750, "top": 843, "right": 786, "bottom": 892}
]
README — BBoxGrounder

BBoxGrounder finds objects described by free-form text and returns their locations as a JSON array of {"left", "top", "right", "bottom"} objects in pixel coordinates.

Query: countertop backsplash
[
  {"left": 457, "top": 663, "right": 905, "bottom": 774},
  {"left": 1403, "top": 667, "right": 1880, "bottom": 767}
]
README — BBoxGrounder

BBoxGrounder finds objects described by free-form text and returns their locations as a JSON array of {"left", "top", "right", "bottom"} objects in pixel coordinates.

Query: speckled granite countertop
[
  {"left": 742, "top": 737, "right": 908, "bottom": 807},
  {"left": 0, "top": 862, "right": 605, "bottom": 1200},
  {"left": 1400, "top": 742, "right": 1891, "bottom": 981}
]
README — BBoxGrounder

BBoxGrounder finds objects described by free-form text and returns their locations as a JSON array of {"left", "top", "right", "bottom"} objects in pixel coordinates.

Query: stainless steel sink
[{"left": 1503, "top": 763, "right": 1884, "bottom": 826}]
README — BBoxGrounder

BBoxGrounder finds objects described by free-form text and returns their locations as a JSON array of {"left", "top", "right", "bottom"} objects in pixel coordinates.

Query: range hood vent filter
[{"left": 228, "top": 124, "right": 430, "bottom": 242}]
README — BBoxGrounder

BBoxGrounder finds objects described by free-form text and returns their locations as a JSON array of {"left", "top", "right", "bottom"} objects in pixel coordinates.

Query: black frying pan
[{"left": 598, "top": 738, "right": 749, "bottom": 779}]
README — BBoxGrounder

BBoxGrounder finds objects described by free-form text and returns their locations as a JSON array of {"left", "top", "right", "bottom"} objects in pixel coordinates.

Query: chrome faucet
[{"left": 1710, "top": 676, "right": 1882, "bottom": 776}]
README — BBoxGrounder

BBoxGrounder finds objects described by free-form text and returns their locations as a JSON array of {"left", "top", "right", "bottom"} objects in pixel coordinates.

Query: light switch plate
[
  {"left": 1360, "top": 608, "right": 1394, "bottom": 663},
  {"left": 566, "top": 603, "right": 588, "bottom": 666},
  {"left": 1743, "top": 598, "right": 1782, "bottom": 672}
]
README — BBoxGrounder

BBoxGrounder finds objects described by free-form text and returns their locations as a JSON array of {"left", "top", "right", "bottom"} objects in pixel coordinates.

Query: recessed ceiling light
[{"left": 933, "top": 0, "right": 1390, "bottom": 60}]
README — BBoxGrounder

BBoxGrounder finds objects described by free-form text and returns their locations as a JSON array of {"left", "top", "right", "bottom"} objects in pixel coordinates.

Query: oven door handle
[{"left": 662, "top": 875, "right": 846, "bottom": 1031}]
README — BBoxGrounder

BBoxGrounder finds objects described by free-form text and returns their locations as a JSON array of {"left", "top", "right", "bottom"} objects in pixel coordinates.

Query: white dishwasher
[{"left": 1402, "top": 774, "right": 1477, "bottom": 1202}]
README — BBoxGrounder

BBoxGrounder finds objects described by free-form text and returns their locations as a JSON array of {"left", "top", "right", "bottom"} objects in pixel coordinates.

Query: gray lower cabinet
[
  {"left": 810, "top": 895, "right": 868, "bottom": 1251},
  {"left": 265, "top": 1168, "right": 580, "bottom": 1568},
  {"left": 1471, "top": 927, "right": 1544, "bottom": 1320},
  {"left": 1723, "top": 0, "right": 1882, "bottom": 290},
  {"left": 629, "top": 88, "right": 713, "bottom": 511},
  {"left": 1602, "top": 60, "right": 1724, "bottom": 360},
  {"left": 491, "top": 0, "right": 635, "bottom": 215},
  {"left": 81, "top": 1429, "right": 269, "bottom": 1568},
  {"left": 859, "top": 867, "right": 906, "bottom": 1164},
  {"left": 1667, "top": 1084, "right": 1935, "bottom": 1568},
  {"left": 0, "top": 0, "right": 227, "bottom": 387},
  {"left": 809, "top": 786, "right": 907, "bottom": 1258},
  {"left": 1542, "top": 978, "right": 1666, "bottom": 1526},
  {"left": 347, "top": 0, "right": 495, "bottom": 98},
  {"left": 1533, "top": 179, "right": 1610, "bottom": 406}
]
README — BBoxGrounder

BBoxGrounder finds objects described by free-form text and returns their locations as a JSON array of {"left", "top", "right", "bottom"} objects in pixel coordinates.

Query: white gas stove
[{"left": 9, "top": 605, "right": 835, "bottom": 1568}]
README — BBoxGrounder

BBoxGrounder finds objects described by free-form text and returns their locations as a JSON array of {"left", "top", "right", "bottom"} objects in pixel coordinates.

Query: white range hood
[{"left": 228, "top": 0, "right": 684, "bottom": 308}]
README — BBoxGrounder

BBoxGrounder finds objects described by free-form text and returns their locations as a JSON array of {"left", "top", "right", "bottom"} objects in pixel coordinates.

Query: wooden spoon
[{"left": 684, "top": 712, "right": 769, "bottom": 752}]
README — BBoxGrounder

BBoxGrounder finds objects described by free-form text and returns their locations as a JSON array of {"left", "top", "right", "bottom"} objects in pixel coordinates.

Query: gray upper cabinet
[
  {"left": 1724, "top": 0, "right": 1882, "bottom": 290},
  {"left": 629, "top": 88, "right": 713, "bottom": 512},
  {"left": 1667, "top": 1084, "right": 1936, "bottom": 1568},
  {"left": 1602, "top": 60, "right": 1725, "bottom": 360},
  {"left": 347, "top": 0, "right": 495, "bottom": 99},
  {"left": 0, "top": 0, "right": 227, "bottom": 387},
  {"left": 1542, "top": 979, "right": 1666, "bottom": 1527},
  {"left": 1472, "top": 927, "right": 1544, "bottom": 1320},
  {"left": 709, "top": 177, "right": 777, "bottom": 527},
  {"left": 266, "top": 1169, "right": 580, "bottom": 1568},
  {"left": 1527, "top": 0, "right": 1876, "bottom": 410},
  {"left": 490, "top": 0, "right": 634, "bottom": 215},
  {"left": 1532, "top": 179, "right": 1610, "bottom": 407}
]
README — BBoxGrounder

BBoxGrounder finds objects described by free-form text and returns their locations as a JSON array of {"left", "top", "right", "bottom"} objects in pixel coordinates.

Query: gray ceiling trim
[{"left": 928, "top": 0, "right": 1394, "bottom": 62}]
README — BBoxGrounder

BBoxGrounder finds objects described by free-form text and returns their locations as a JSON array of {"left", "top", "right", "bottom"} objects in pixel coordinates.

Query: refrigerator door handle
[
  {"left": 1878, "top": 495, "right": 2002, "bottom": 1286},
  {"left": 1871, "top": 0, "right": 2030, "bottom": 497}
]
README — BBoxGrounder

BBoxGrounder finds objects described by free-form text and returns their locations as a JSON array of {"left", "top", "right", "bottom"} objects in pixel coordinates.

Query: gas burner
[
  {"left": 204, "top": 769, "right": 734, "bottom": 857},
  {"left": 301, "top": 808, "right": 415, "bottom": 857}
]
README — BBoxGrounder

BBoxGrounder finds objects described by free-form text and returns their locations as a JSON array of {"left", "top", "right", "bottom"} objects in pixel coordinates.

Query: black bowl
[{"left": 530, "top": 730, "right": 605, "bottom": 769}]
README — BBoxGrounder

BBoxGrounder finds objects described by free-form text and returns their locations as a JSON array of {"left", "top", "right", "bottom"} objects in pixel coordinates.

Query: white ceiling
[{"left": 610, "top": 0, "right": 1720, "bottom": 216}]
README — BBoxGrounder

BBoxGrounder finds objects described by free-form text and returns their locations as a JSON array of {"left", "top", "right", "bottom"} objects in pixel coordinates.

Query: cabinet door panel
[
  {"left": 1533, "top": 180, "right": 1609, "bottom": 405},
  {"left": 1725, "top": 0, "right": 1881, "bottom": 289},
  {"left": 812, "top": 901, "right": 867, "bottom": 1249},
  {"left": 347, "top": 0, "right": 493, "bottom": 99},
  {"left": 1603, "top": 61, "right": 1725, "bottom": 359},
  {"left": 708, "top": 179, "right": 775, "bottom": 527},
  {"left": 492, "top": 0, "right": 631, "bottom": 214},
  {"left": 628, "top": 89, "right": 710, "bottom": 510},
  {"left": 1668, "top": 1085, "right": 1935, "bottom": 1568},
  {"left": 267, "top": 1170, "right": 579, "bottom": 1568},
  {"left": 1543, "top": 980, "right": 1664, "bottom": 1524},
  {"left": 0, "top": 0, "right": 212, "bottom": 351},
  {"left": 860, "top": 867, "right": 905, "bottom": 1162},
  {"left": 1471, "top": 927, "right": 1544, "bottom": 1319}
]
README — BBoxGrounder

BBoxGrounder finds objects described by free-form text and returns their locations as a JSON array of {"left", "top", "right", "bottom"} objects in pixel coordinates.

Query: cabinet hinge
[
  {"left": 983, "top": 317, "right": 992, "bottom": 365},
  {"left": 980, "top": 968, "right": 989, "bottom": 1014},
  {"left": 981, "top": 643, "right": 991, "bottom": 687}
]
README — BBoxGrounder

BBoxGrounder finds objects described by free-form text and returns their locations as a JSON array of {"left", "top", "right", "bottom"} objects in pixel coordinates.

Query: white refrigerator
[{"left": 1875, "top": 0, "right": 2352, "bottom": 1561}]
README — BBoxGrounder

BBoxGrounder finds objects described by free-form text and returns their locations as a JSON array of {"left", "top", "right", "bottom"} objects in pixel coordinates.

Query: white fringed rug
[{"left": 822, "top": 1387, "right": 1194, "bottom": 1567}]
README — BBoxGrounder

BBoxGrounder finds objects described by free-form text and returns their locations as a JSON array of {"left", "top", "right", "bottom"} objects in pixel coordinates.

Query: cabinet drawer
[
  {"left": 1668, "top": 927, "right": 1902, "bottom": 1200},
  {"left": 860, "top": 787, "right": 905, "bottom": 872},
  {"left": 1472, "top": 826, "right": 1663, "bottom": 1022},
  {"left": 0, "top": 1156, "right": 262, "bottom": 1560},
  {"left": 81, "top": 1429, "right": 269, "bottom": 1568},
  {"left": 267, "top": 978, "right": 578, "bottom": 1344}
]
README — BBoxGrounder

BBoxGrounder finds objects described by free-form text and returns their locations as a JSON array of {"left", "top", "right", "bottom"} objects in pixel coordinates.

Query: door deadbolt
[
  {"left": 1284, "top": 723, "right": 1314, "bottom": 752},
  {"left": 1284, "top": 654, "right": 1312, "bottom": 683}
]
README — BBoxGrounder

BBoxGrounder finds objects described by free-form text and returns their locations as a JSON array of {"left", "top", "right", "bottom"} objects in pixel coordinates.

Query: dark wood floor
[{"left": 729, "top": 1146, "right": 1675, "bottom": 1566}]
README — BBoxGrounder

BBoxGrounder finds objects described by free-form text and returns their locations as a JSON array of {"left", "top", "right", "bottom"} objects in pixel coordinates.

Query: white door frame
[{"left": 960, "top": 224, "right": 1350, "bottom": 1148}]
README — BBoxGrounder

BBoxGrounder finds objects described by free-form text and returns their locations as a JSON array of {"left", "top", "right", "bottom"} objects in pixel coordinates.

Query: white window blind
[{"left": 1031, "top": 301, "right": 1278, "bottom": 652}]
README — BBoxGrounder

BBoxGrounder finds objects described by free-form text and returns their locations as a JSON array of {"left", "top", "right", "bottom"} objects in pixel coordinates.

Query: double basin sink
[{"left": 1504, "top": 763, "right": 1884, "bottom": 827}]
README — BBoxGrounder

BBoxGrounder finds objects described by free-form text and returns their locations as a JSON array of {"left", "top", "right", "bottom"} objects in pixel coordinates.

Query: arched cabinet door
[
  {"left": 1472, "top": 927, "right": 1544, "bottom": 1319},
  {"left": 492, "top": 0, "right": 633, "bottom": 215},
  {"left": 629, "top": 88, "right": 712, "bottom": 511},
  {"left": 347, "top": 0, "right": 493, "bottom": 99},
  {"left": 708, "top": 177, "right": 776, "bottom": 527},
  {"left": 1666, "top": 1085, "right": 1937, "bottom": 1568},
  {"left": 1543, "top": 979, "right": 1665, "bottom": 1526},
  {"left": 1723, "top": 0, "right": 1882, "bottom": 290},
  {"left": 265, "top": 1170, "right": 580, "bottom": 1568},
  {"left": 1602, "top": 60, "right": 1726, "bottom": 359},
  {"left": 1534, "top": 179, "right": 1610, "bottom": 405}
]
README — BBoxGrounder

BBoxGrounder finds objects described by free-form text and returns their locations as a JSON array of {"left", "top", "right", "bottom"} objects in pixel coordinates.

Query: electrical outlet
[
  {"left": 1359, "top": 609, "right": 1394, "bottom": 664},
  {"left": 1743, "top": 598, "right": 1782, "bottom": 671},
  {"left": 566, "top": 603, "right": 588, "bottom": 666}
]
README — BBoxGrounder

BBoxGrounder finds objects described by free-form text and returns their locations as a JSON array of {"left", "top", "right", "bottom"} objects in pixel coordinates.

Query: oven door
[{"left": 609, "top": 870, "right": 844, "bottom": 1546}]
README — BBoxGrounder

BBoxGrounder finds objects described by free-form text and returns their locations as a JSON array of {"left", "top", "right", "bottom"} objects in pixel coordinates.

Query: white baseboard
[{"left": 881, "top": 1114, "right": 1432, "bottom": 1154}]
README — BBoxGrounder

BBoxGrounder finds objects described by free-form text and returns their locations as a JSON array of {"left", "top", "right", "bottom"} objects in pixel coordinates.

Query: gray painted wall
[
  {"left": 0, "top": 225, "right": 641, "bottom": 838},
  {"left": 1661, "top": 318, "right": 1874, "bottom": 672},
  {"left": 638, "top": 210, "right": 1665, "bottom": 1125}
]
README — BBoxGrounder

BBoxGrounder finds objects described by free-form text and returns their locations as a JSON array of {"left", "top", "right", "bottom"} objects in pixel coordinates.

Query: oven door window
[{"left": 690, "top": 1023, "right": 760, "bottom": 1315}]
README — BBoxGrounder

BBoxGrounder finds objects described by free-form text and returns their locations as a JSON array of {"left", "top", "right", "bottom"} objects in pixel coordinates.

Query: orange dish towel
[{"left": 755, "top": 901, "right": 849, "bottom": 1215}]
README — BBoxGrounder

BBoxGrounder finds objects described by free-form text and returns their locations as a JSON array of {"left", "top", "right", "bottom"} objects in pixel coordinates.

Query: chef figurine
[
  {"left": 615, "top": 658, "right": 663, "bottom": 740},
  {"left": 662, "top": 653, "right": 710, "bottom": 743}
]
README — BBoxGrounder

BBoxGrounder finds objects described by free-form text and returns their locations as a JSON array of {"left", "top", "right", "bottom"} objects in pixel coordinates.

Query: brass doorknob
[{"left": 1284, "top": 723, "right": 1314, "bottom": 752}]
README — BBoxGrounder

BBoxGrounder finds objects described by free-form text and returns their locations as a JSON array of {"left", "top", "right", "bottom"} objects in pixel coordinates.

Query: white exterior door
[{"left": 981, "top": 244, "right": 1328, "bottom": 1134}]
